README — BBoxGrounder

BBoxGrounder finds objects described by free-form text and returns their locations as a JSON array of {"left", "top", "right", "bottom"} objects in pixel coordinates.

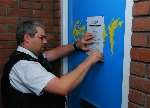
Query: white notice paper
[{"left": 87, "top": 16, "right": 104, "bottom": 54}]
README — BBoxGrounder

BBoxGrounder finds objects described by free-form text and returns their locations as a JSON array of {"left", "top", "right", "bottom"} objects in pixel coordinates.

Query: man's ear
[{"left": 24, "top": 33, "right": 31, "bottom": 43}]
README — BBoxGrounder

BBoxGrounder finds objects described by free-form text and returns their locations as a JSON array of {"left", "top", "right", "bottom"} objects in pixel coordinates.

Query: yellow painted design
[
  {"left": 72, "top": 20, "right": 86, "bottom": 40},
  {"left": 108, "top": 18, "right": 123, "bottom": 54}
]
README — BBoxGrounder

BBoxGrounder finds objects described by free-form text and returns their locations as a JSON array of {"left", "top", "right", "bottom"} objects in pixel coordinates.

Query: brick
[
  {"left": 42, "top": 3, "right": 52, "bottom": 10},
  {"left": 53, "top": 2, "right": 60, "bottom": 10},
  {"left": 130, "top": 75, "right": 150, "bottom": 94},
  {"left": 46, "top": 24, "right": 53, "bottom": 31},
  {"left": 19, "top": 17, "right": 51, "bottom": 27},
  {"left": 8, "top": 9, "right": 51, "bottom": 18},
  {"left": 7, "top": 8, "right": 33, "bottom": 17},
  {"left": 128, "top": 102, "right": 141, "bottom": 108},
  {"left": 0, "top": 0, "right": 18, "bottom": 8},
  {"left": 148, "top": 36, "right": 150, "bottom": 47},
  {"left": 133, "top": 1, "right": 150, "bottom": 16},
  {"left": 48, "top": 35, "right": 60, "bottom": 41},
  {"left": 129, "top": 89, "right": 145, "bottom": 105},
  {"left": 0, "top": 41, "right": 16, "bottom": 49},
  {"left": 53, "top": 10, "right": 60, "bottom": 18},
  {"left": 46, "top": 26, "right": 53, "bottom": 33},
  {"left": 4, "top": 24, "right": 16, "bottom": 33},
  {"left": 0, "top": 24, "right": 16, "bottom": 33},
  {"left": 25, "top": 0, "right": 41, "bottom": 1},
  {"left": 0, "top": 63, "right": 5, "bottom": 75},
  {"left": 0, "top": 7, "right": 7, "bottom": 16},
  {"left": 132, "top": 33, "right": 149, "bottom": 47},
  {"left": 46, "top": 34, "right": 59, "bottom": 41},
  {"left": 147, "top": 64, "right": 150, "bottom": 78},
  {"left": 130, "top": 61, "right": 146, "bottom": 77},
  {"left": 133, "top": 17, "right": 150, "bottom": 32},
  {"left": 21, "top": 1, "right": 42, "bottom": 9},
  {"left": 0, "top": 57, "right": 8, "bottom": 65},
  {"left": 0, "top": 17, "right": 18, "bottom": 24},
  {"left": 43, "top": 18, "right": 53, "bottom": 26},
  {"left": 18, "top": 17, "right": 35, "bottom": 22},
  {"left": 0, "top": 33, "right": 16, "bottom": 41},
  {"left": 47, "top": 40, "right": 60, "bottom": 48},
  {"left": 53, "top": 18, "right": 60, "bottom": 26},
  {"left": 146, "top": 95, "right": 150, "bottom": 108},
  {"left": 32, "top": 10, "right": 51, "bottom": 18},
  {"left": 53, "top": 0, "right": 60, "bottom": 3},
  {"left": 131, "top": 48, "right": 150, "bottom": 62},
  {"left": 0, "top": 25, "right": 6, "bottom": 33},
  {"left": 0, "top": 49, "right": 14, "bottom": 58},
  {"left": 40, "top": 0, "right": 53, "bottom": 2},
  {"left": 52, "top": 26, "right": 60, "bottom": 33},
  {"left": 32, "top": 0, "right": 53, "bottom": 2}
]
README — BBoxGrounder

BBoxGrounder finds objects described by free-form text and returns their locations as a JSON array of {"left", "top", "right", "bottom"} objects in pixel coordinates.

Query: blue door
[{"left": 68, "top": 0, "right": 125, "bottom": 108}]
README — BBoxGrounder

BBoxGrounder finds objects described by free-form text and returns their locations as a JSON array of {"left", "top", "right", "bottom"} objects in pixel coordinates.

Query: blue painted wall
[{"left": 68, "top": 0, "right": 125, "bottom": 108}]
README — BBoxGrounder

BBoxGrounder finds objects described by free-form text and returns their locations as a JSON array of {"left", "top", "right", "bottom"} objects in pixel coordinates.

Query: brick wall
[
  {"left": 128, "top": 0, "right": 150, "bottom": 108},
  {"left": 50, "top": 0, "right": 61, "bottom": 77},
  {"left": 0, "top": 0, "right": 61, "bottom": 107}
]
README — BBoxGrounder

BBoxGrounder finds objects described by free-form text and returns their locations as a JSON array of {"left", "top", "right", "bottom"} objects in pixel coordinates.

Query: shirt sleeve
[{"left": 9, "top": 60, "right": 56, "bottom": 96}]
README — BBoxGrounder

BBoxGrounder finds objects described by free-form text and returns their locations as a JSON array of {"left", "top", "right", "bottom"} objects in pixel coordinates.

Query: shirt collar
[{"left": 16, "top": 46, "right": 38, "bottom": 59}]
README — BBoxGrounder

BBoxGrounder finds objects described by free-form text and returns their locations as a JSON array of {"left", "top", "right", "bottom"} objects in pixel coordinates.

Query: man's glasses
[{"left": 37, "top": 35, "right": 48, "bottom": 41}]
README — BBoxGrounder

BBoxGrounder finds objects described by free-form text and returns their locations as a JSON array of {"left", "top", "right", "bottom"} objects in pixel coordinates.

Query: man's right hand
[{"left": 87, "top": 51, "right": 103, "bottom": 64}]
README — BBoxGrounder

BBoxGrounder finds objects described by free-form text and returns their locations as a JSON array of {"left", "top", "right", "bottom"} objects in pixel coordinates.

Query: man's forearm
[
  {"left": 55, "top": 57, "right": 93, "bottom": 95},
  {"left": 44, "top": 44, "right": 75, "bottom": 61}
]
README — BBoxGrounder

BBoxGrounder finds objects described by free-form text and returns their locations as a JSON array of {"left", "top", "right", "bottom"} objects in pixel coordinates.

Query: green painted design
[{"left": 72, "top": 20, "right": 86, "bottom": 40}]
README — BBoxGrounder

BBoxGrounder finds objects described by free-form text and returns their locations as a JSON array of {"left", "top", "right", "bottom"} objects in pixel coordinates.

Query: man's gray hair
[{"left": 16, "top": 20, "right": 45, "bottom": 45}]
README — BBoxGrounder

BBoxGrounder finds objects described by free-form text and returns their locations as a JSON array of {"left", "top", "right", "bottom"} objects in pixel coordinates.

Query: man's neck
[{"left": 20, "top": 44, "right": 39, "bottom": 57}]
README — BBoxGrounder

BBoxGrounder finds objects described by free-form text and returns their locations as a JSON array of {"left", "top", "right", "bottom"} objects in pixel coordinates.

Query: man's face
[{"left": 30, "top": 27, "right": 47, "bottom": 54}]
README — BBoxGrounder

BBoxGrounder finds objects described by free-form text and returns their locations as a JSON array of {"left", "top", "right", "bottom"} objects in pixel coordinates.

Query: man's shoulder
[{"left": 14, "top": 59, "right": 39, "bottom": 68}]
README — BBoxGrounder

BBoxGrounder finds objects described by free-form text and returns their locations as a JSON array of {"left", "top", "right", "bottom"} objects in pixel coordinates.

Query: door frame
[
  {"left": 61, "top": 0, "right": 69, "bottom": 75},
  {"left": 121, "top": 0, "right": 133, "bottom": 108}
]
